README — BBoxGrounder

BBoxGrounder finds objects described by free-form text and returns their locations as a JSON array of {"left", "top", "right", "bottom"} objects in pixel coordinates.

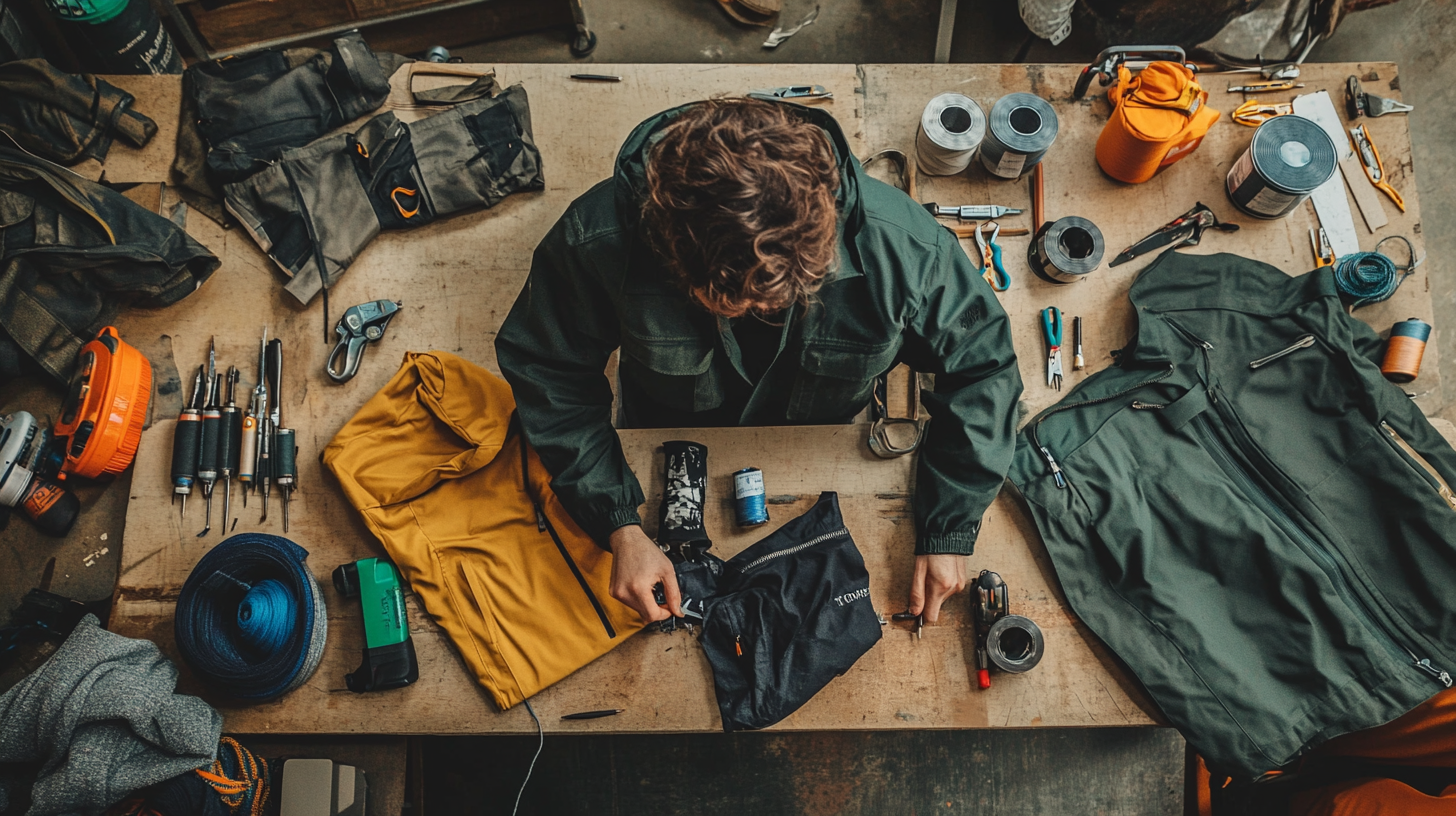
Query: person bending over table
[{"left": 496, "top": 98, "right": 1022, "bottom": 625}]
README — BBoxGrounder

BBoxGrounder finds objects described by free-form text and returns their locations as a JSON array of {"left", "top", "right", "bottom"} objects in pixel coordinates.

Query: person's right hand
[{"left": 607, "top": 525, "right": 681, "bottom": 623}]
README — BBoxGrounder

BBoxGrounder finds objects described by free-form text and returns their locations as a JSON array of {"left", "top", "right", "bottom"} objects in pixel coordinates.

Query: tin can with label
[
  {"left": 733, "top": 467, "right": 769, "bottom": 526},
  {"left": 1226, "top": 116, "right": 1337, "bottom": 219}
]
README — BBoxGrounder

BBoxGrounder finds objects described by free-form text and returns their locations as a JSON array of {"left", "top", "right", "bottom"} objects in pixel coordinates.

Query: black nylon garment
[
  {"left": 0, "top": 59, "right": 157, "bottom": 166},
  {"left": 676, "top": 492, "right": 882, "bottom": 731},
  {"left": 0, "top": 147, "right": 218, "bottom": 384}
]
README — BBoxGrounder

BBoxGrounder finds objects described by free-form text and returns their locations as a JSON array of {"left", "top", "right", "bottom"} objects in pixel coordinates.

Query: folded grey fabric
[
  {"left": 224, "top": 82, "right": 544, "bottom": 305},
  {"left": 0, "top": 615, "right": 222, "bottom": 816}
]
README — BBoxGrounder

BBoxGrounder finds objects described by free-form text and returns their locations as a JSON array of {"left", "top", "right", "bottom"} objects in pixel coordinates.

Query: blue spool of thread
[
  {"left": 734, "top": 467, "right": 769, "bottom": 526},
  {"left": 174, "top": 533, "right": 327, "bottom": 700},
  {"left": 1332, "top": 251, "right": 1405, "bottom": 309}
]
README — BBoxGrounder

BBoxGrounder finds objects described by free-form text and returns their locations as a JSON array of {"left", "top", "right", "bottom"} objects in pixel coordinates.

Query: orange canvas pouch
[{"left": 1095, "top": 61, "right": 1220, "bottom": 184}]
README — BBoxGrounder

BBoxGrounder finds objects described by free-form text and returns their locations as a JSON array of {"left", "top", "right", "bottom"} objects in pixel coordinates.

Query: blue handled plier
[
  {"left": 1042, "top": 307, "right": 1063, "bottom": 390},
  {"left": 975, "top": 222, "right": 1011, "bottom": 292}
]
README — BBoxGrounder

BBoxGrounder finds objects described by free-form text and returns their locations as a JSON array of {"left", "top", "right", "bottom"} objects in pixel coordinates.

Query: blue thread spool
[{"left": 734, "top": 467, "right": 769, "bottom": 526}]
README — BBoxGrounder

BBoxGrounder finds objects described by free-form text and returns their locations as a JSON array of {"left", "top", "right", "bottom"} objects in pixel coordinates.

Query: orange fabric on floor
[
  {"left": 1291, "top": 688, "right": 1456, "bottom": 815},
  {"left": 322, "top": 351, "right": 644, "bottom": 710}
]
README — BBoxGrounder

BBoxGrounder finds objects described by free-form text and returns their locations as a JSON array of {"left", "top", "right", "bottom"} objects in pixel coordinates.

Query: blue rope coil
[
  {"left": 1332, "top": 251, "right": 1406, "bottom": 309},
  {"left": 175, "top": 534, "right": 327, "bottom": 701}
]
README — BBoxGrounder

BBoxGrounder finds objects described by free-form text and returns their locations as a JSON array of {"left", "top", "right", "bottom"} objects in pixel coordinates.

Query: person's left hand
[{"left": 907, "top": 554, "right": 969, "bottom": 623}]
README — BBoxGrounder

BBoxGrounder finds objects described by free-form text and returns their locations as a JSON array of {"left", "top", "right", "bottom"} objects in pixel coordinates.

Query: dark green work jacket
[
  {"left": 496, "top": 103, "right": 1022, "bottom": 554},
  {"left": 1011, "top": 251, "right": 1456, "bottom": 778}
]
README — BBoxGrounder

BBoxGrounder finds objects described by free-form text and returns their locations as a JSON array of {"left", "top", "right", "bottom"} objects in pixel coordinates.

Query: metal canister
[
  {"left": 1226, "top": 116, "right": 1337, "bottom": 219},
  {"left": 1027, "top": 216, "right": 1105, "bottom": 284},
  {"left": 978, "top": 93, "right": 1059, "bottom": 179},
  {"left": 733, "top": 467, "right": 769, "bottom": 526}
]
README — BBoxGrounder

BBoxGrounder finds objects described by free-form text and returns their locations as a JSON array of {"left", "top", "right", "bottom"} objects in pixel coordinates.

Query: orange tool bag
[{"left": 1095, "top": 61, "right": 1220, "bottom": 184}]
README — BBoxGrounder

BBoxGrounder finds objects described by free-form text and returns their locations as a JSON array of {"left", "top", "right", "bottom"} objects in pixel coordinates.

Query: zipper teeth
[
  {"left": 1380, "top": 421, "right": 1456, "bottom": 509},
  {"left": 742, "top": 527, "right": 849, "bottom": 572},
  {"left": 1248, "top": 335, "right": 1316, "bottom": 369},
  {"left": 1195, "top": 414, "right": 1415, "bottom": 668}
]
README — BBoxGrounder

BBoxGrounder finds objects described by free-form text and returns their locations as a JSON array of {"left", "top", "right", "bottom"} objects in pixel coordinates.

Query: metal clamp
[{"left": 326, "top": 300, "right": 402, "bottom": 383}]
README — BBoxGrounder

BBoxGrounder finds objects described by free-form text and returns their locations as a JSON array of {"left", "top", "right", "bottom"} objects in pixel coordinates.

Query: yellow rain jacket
[{"left": 322, "top": 351, "right": 643, "bottom": 709}]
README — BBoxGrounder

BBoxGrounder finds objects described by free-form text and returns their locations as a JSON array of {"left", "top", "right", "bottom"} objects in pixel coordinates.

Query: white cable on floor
[{"left": 512, "top": 700, "right": 543, "bottom": 816}]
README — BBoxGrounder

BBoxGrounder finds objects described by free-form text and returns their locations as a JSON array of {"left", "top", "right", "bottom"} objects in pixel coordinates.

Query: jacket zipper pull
[
  {"left": 1131, "top": 400, "right": 1165, "bottom": 410},
  {"left": 735, "top": 635, "right": 743, "bottom": 657},
  {"left": 533, "top": 503, "right": 547, "bottom": 532},
  {"left": 1039, "top": 446, "right": 1067, "bottom": 489},
  {"left": 1415, "top": 657, "right": 1454, "bottom": 688},
  {"left": 1249, "top": 335, "right": 1316, "bottom": 369}
]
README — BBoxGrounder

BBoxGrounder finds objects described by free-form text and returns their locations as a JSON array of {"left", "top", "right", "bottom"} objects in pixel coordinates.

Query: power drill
[{"left": 331, "top": 558, "right": 419, "bottom": 692}]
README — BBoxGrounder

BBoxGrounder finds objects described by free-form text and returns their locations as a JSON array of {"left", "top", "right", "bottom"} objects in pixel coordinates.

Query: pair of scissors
[
  {"left": 1350, "top": 124, "right": 1406, "bottom": 212},
  {"left": 975, "top": 222, "right": 1011, "bottom": 292},
  {"left": 1042, "top": 307, "right": 1063, "bottom": 390}
]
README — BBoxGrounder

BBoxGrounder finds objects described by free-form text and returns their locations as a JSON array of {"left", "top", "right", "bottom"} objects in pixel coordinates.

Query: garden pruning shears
[
  {"left": 1042, "top": 307, "right": 1063, "bottom": 390},
  {"left": 975, "top": 222, "right": 1011, "bottom": 292}
]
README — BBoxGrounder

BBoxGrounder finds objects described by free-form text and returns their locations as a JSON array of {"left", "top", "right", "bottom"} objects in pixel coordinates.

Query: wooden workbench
[{"left": 106, "top": 62, "right": 1430, "bottom": 735}]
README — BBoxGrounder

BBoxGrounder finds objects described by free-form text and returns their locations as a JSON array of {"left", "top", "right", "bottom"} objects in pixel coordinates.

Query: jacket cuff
[
  {"left": 916, "top": 530, "right": 978, "bottom": 556},
  {"left": 594, "top": 507, "right": 643, "bottom": 549}
]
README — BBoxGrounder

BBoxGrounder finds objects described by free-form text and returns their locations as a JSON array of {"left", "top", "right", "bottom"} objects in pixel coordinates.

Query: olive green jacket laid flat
[
  {"left": 1010, "top": 251, "right": 1456, "bottom": 779},
  {"left": 496, "top": 102, "right": 1023, "bottom": 554}
]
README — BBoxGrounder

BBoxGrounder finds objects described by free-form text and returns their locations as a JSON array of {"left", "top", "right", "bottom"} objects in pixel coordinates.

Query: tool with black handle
[
  {"left": 266, "top": 337, "right": 298, "bottom": 532},
  {"left": 220, "top": 367, "right": 240, "bottom": 530},
  {"left": 257, "top": 329, "right": 272, "bottom": 522},
  {"left": 196, "top": 360, "right": 221, "bottom": 538},
  {"left": 170, "top": 368, "right": 204, "bottom": 522}
]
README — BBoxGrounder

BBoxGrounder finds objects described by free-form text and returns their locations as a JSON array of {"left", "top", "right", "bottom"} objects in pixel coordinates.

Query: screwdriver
[
  {"left": 170, "top": 367, "right": 204, "bottom": 522},
  {"left": 221, "top": 366, "right": 240, "bottom": 530},
  {"left": 196, "top": 347, "right": 221, "bottom": 538},
  {"left": 238, "top": 372, "right": 258, "bottom": 508}
]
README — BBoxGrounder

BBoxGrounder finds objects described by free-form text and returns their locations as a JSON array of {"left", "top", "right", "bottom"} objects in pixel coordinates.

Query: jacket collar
[{"left": 1121, "top": 250, "right": 1340, "bottom": 366}]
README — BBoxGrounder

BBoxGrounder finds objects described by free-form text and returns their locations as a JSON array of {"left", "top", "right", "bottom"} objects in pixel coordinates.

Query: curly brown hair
[{"left": 641, "top": 99, "right": 841, "bottom": 318}]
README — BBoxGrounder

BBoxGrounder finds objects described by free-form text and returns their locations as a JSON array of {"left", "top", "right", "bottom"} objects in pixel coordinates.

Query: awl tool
[
  {"left": 924, "top": 203, "right": 1022, "bottom": 220},
  {"left": 170, "top": 367, "right": 205, "bottom": 522},
  {"left": 220, "top": 366, "right": 240, "bottom": 531},
  {"left": 1110, "top": 202, "right": 1238, "bottom": 267},
  {"left": 196, "top": 340, "right": 220, "bottom": 538}
]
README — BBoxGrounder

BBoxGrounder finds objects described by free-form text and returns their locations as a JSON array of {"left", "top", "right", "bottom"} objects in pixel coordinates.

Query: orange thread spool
[{"left": 1382, "top": 318, "right": 1431, "bottom": 383}]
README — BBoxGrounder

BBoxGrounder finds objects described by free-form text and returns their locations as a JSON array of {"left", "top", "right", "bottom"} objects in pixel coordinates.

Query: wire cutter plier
[
  {"left": 1042, "top": 307, "right": 1064, "bottom": 390},
  {"left": 975, "top": 222, "right": 1011, "bottom": 292},
  {"left": 1349, "top": 124, "right": 1406, "bottom": 212}
]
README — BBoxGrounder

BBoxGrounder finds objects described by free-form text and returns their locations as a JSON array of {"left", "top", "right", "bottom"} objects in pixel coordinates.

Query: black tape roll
[
  {"left": 985, "top": 614, "right": 1045, "bottom": 673},
  {"left": 1028, "top": 216, "right": 1105, "bottom": 284}
]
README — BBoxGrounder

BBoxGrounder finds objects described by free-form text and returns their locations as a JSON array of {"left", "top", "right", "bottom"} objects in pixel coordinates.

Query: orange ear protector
[{"left": 50, "top": 326, "right": 152, "bottom": 480}]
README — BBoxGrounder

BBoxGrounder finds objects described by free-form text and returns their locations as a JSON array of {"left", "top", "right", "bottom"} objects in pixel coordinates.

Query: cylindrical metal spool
[
  {"left": 979, "top": 93, "right": 1059, "bottom": 179},
  {"left": 985, "top": 615, "right": 1045, "bottom": 673},
  {"left": 916, "top": 92, "right": 986, "bottom": 176},
  {"left": 1028, "top": 216, "right": 1105, "bottom": 284},
  {"left": 1382, "top": 318, "right": 1431, "bottom": 384},
  {"left": 733, "top": 466, "right": 769, "bottom": 526},
  {"left": 1226, "top": 116, "right": 1337, "bottom": 219}
]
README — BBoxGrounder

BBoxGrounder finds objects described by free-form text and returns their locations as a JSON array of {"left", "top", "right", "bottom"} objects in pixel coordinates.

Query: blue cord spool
[{"left": 734, "top": 467, "right": 769, "bottom": 526}]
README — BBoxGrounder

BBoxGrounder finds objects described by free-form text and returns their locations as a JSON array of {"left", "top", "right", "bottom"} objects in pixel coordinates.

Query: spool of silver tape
[
  {"left": 979, "top": 93, "right": 1059, "bottom": 179},
  {"left": 916, "top": 93, "right": 986, "bottom": 176},
  {"left": 1028, "top": 216, "right": 1105, "bottom": 284},
  {"left": 985, "top": 614, "right": 1045, "bottom": 673}
]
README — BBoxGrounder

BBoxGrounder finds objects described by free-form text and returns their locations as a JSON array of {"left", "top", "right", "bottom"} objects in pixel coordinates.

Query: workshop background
[{"left": 1, "top": 0, "right": 1450, "bottom": 813}]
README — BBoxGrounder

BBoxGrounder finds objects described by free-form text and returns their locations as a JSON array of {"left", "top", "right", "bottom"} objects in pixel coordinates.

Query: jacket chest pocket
[
  {"left": 618, "top": 332, "right": 723, "bottom": 414},
  {"left": 787, "top": 341, "right": 898, "bottom": 423}
]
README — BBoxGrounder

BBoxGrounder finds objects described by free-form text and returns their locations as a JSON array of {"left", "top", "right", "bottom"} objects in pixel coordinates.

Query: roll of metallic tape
[
  {"left": 979, "top": 93, "right": 1058, "bottom": 179},
  {"left": 916, "top": 92, "right": 986, "bottom": 176},
  {"left": 1028, "top": 216, "right": 1105, "bottom": 284},
  {"left": 1226, "top": 115, "right": 1337, "bottom": 219},
  {"left": 174, "top": 533, "right": 327, "bottom": 700},
  {"left": 985, "top": 614, "right": 1045, "bottom": 673}
]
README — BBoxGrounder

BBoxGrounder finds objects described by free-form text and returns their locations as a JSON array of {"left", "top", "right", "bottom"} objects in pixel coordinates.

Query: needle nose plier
[
  {"left": 1042, "top": 307, "right": 1064, "bottom": 391},
  {"left": 975, "top": 222, "right": 1011, "bottom": 292}
]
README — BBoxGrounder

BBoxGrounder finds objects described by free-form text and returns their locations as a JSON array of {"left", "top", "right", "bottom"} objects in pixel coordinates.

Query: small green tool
[{"left": 332, "top": 558, "right": 419, "bottom": 692}]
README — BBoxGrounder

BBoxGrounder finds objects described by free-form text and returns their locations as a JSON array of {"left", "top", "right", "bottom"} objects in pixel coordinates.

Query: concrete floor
[{"left": 3, "top": 1, "right": 1451, "bottom": 813}]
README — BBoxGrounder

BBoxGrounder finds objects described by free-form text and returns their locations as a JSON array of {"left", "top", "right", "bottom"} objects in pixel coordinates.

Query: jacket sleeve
[
  {"left": 900, "top": 229, "right": 1024, "bottom": 555},
  {"left": 494, "top": 212, "right": 645, "bottom": 546}
]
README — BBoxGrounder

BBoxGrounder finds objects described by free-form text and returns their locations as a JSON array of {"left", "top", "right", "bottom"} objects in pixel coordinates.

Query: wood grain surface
[{"left": 108, "top": 62, "right": 1428, "bottom": 735}]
